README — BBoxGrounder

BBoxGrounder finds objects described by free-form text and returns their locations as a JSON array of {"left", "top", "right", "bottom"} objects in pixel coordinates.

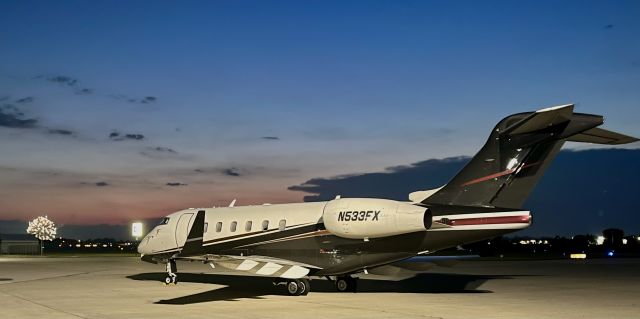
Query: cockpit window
[{"left": 160, "top": 217, "right": 170, "bottom": 225}]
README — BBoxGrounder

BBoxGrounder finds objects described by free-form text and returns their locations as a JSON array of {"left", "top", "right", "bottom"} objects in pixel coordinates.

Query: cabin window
[
  {"left": 245, "top": 221, "right": 252, "bottom": 232},
  {"left": 230, "top": 221, "right": 238, "bottom": 232},
  {"left": 203, "top": 222, "right": 208, "bottom": 233},
  {"left": 216, "top": 222, "right": 222, "bottom": 232},
  {"left": 279, "top": 219, "right": 286, "bottom": 231},
  {"left": 160, "top": 217, "right": 170, "bottom": 225},
  {"left": 262, "top": 220, "right": 269, "bottom": 231}
]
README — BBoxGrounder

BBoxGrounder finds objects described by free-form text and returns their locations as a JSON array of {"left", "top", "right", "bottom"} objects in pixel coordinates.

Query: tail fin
[{"left": 423, "top": 104, "right": 638, "bottom": 209}]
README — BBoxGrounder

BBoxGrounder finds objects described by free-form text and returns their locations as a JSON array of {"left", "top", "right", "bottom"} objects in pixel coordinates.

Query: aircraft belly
[{"left": 251, "top": 231, "right": 427, "bottom": 275}]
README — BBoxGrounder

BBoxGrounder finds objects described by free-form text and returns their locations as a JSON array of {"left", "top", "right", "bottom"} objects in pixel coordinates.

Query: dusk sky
[{"left": 1, "top": 1, "right": 639, "bottom": 228}]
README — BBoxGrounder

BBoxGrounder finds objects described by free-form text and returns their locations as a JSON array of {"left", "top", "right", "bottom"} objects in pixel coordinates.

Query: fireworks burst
[{"left": 27, "top": 215, "right": 57, "bottom": 241}]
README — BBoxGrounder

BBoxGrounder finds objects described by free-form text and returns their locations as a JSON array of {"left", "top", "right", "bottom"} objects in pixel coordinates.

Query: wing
[
  {"left": 368, "top": 255, "right": 479, "bottom": 278},
  {"left": 176, "top": 254, "right": 320, "bottom": 279}
]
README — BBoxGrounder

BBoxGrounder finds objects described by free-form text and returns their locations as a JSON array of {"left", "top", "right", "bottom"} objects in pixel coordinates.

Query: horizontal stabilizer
[
  {"left": 567, "top": 127, "right": 639, "bottom": 145},
  {"left": 503, "top": 104, "right": 575, "bottom": 135}
]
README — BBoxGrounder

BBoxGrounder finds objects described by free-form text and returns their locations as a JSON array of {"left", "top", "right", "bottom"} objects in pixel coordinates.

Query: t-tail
[{"left": 422, "top": 104, "right": 638, "bottom": 209}]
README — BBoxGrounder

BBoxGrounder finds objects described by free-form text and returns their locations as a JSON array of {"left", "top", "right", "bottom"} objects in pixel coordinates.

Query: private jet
[{"left": 137, "top": 104, "right": 637, "bottom": 295}]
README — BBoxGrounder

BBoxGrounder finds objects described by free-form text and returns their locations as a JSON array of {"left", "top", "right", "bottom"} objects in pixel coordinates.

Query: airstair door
[{"left": 175, "top": 213, "right": 194, "bottom": 248}]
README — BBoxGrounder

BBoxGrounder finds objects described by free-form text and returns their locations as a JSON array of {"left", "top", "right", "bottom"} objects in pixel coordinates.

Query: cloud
[
  {"left": 109, "top": 94, "right": 158, "bottom": 104},
  {"left": 141, "top": 96, "right": 157, "bottom": 104},
  {"left": 36, "top": 74, "right": 157, "bottom": 103},
  {"left": 222, "top": 167, "right": 242, "bottom": 177},
  {"left": 15, "top": 97, "right": 34, "bottom": 104},
  {"left": 166, "top": 182, "right": 188, "bottom": 187},
  {"left": 0, "top": 104, "right": 38, "bottom": 128},
  {"left": 191, "top": 167, "right": 245, "bottom": 177},
  {"left": 95, "top": 181, "right": 109, "bottom": 187},
  {"left": 109, "top": 131, "right": 145, "bottom": 141},
  {"left": 139, "top": 146, "right": 193, "bottom": 161},
  {"left": 0, "top": 103, "right": 78, "bottom": 137},
  {"left": 261, "top": 136, "right": 280, "bottom": 140},
  {"left": 75, "top": 88, "right": 93, "bottom": 95},
  {"left": 289, "top": 156, "right": 467, "bottom": 202},
  {"left": 47, "top": 129, "right": 75, "bottom": 136},
  {"left": 151, "top": 146, "right": 177, "bottom": 153},
  {"left": 43, "top": 75, "right": 79, "bottom": 86}
]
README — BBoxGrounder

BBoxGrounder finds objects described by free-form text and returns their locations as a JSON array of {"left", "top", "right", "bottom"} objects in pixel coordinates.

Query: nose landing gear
[{"left": 164, "top": 259, "right": 178, "bottom": 285}]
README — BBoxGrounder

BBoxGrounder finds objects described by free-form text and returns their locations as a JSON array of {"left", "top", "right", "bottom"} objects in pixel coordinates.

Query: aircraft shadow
[{"left": 127, "top": 272, "right": 514, "bottom": 304}]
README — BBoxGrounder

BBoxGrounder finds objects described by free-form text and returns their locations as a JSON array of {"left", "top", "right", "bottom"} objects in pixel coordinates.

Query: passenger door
[{"left": 174, "top": 213, "right": 194, "bottom": 248}]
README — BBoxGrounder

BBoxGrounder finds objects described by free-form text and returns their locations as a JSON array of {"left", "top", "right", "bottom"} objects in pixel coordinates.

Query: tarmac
[{"left": 1, "top": 256, "right": 638, "bottom": 319}]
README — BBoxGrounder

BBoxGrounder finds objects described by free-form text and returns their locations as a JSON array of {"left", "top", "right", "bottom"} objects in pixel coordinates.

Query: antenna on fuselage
[{"left": 228, "top": 199, "right": 237, "bottom": 207}]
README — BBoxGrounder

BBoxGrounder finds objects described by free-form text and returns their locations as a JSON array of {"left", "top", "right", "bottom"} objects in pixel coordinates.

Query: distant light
[
  {"left": 607, "top": 251, "right": 614, "bottom": 257},
  {"left": 596, "top": 236, "right": 605, "bottom": 245},
  {"left": 132, "top": 222, "right": 143, "bottom": 238},
  {"left": 570, "top": 253, "right": 587, "bottom": 259},
  {"left": 622, "top": 239, "right": 628, "bottom": 245}
]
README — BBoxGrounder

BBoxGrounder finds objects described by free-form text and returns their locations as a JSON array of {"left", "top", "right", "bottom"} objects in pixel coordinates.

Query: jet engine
[{"left": 322, "top": 198, "right": 431, "bottom": 239}]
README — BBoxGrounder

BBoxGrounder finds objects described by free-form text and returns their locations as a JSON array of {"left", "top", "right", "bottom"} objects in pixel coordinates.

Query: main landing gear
[
  {"left": 164, "top": 259, "right": 178, "bottom": 285},
  {"left": 335, "top": 276, "right": 358, "bottom": 292},
  {"left": 274, "top": 278, "right": 311, "bottom": 296}
]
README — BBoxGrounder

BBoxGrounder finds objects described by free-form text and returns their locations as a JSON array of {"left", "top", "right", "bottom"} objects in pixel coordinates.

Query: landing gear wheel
[
  {"left": 335, "top": 276, "right": 357, "bottom": 292},
  {"left": 164, "top": 259, "right": 178, "bottom": 285},
  {"left": 299, "top": 278, "right": 310, "bottom": 295},
  {"left": 286, "top": 280, "right": 301, "bottom": 296}
]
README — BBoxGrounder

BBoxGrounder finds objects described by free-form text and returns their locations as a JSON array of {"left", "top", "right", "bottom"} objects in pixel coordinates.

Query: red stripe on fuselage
[{"left": 449, "top": 215, "right": 531, "bottom": 226}]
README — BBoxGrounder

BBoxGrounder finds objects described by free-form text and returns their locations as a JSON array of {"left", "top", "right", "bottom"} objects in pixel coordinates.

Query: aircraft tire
[
  {"left": 299, "top": 279, "right": 310, "bottom": 295},
  {"left": 335, "top": 276, "right": 357, "bottom": 292},
  {"left": 286, "top": 280, "right": 301, "bottom": 296},
  {"left": 300, "top": 278, "right": 311, "bottom": 296}
]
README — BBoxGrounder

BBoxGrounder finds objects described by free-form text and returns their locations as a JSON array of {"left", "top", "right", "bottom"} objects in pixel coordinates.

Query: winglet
[
  {"left": 180, "top": 210, "right": 205, "bottom": 256},
  {"left": 229, "top": 199, "right": 237, "bottom": 207}
]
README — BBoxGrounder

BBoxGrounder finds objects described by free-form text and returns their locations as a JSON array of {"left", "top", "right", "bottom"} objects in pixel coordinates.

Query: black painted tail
[{"left": 423, "top": 104, "right": 638, "bottom": 209}]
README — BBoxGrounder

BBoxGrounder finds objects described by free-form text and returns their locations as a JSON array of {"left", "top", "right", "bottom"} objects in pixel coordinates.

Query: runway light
[
  {"left": 570, "top": 253, "right": 587, "bottom": 259},
  {"left": 596, "top": 236, "right": 605, "bottom": 245}
]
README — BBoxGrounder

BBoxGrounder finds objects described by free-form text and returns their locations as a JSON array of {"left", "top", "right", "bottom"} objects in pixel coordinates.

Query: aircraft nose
[{"left": 137, "top": 238, "right": 148, "bottom": 255}]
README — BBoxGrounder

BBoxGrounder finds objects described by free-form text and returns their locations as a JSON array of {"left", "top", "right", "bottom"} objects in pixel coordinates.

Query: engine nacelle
[{"left": 323, "top": 198, "right": 431, "bottom": 239}]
